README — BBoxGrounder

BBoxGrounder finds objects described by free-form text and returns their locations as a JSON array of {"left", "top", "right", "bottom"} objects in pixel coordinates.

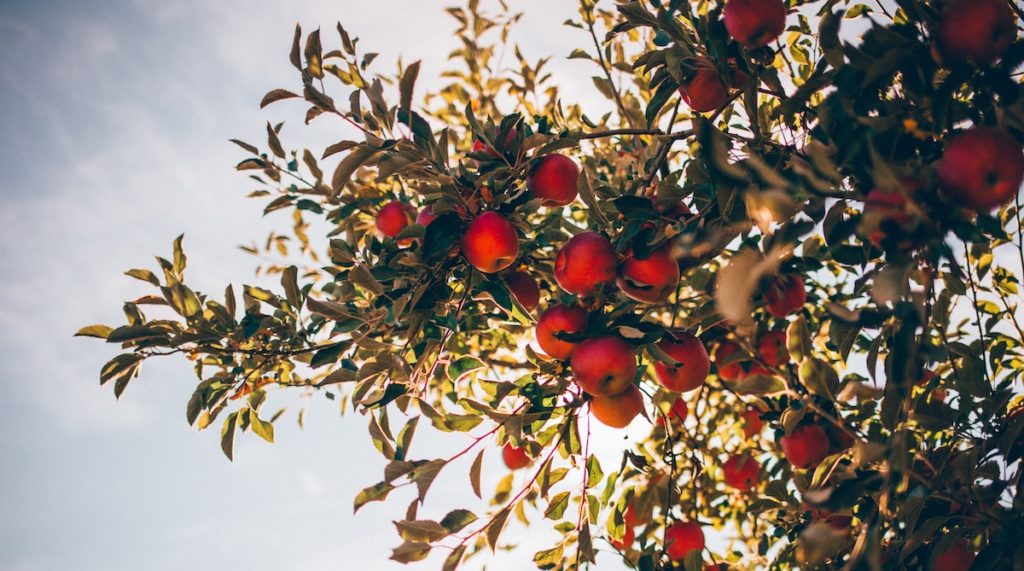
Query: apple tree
[{"left": 77, "top": 0, "right": 1024, "bottom": 569}]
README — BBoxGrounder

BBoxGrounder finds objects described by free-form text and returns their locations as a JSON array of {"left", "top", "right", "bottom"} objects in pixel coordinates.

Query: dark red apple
[
  {"left": 722, "top": 453, "right": 761, "bottom": 491},
  {"left": 571, "top": 336, "right": 638, "bottom": 397},
  {"left": 765, "top": 275, "right": 807, "bottom": 318},
  {"left": 780, "top": 424, "right": 830, "bottom": 469},
  {"left": 375, "top": 201, "right": 416, "bottom": 238},
  {"left": 473, "top": 128, "right": 517, "bottom": 158},
  {"left": 933, "top": 539, "right": 975, "bottom": 571},
  {"left": 610, "top": 525, "right": 635, "bottom": 550},
  {"left": 617, "top": 245, "right": 681, "bottom": 303},
  {"left": 590, "top": 384, "right": 644, "bottom": 428},
  {"left": 415, "top": 205, "right": 437, "bottom": 227},
  {"left": 461, "top": 211, "right": 520, "bottom": 273},
  {"left": 528, "top": 154, "right": 580, "bottom": 207},
  {"left": 679, "top": 61, "right": 729, "bottom": 113},
  {"left": 715, "top": 341, "right": 746, "bottom": 381},
  {"left": 665, "top": 521, "right": 705, "bottom": 561},
  {"left": 535, "top": 304, "right": 588, "bottom": 360},
  {"left": 741, "top": 407, "right": 764, "bottom": 438},
  {"left": 656, "top": 397, "right": 689, "bottom": 427},
  {"left": 724, "top": 0, "right": 787, "bottom": 48},
  {"left": 860, "top": 187, "right": 912, "bottom": 247},
  {"left": 654, "top": 331, "right": 710, "bottom": 392},
  {"left": 502, "top": 442, "right": 530, "bottom": 470},
  {"left": 939, "top": 127, "right": 1024, "bottom": 211},
  {"left": 504, "top": 270, "right": 540, "bottom": 311},
  {"left": 937, "top": 0, "right": 1015, "bottom": 64},
  {"left": 554, "top": 232, "right": 617, "bottom": 297},
  {"left": 757, "top": 330, "right": 788, "bottom": 367}
]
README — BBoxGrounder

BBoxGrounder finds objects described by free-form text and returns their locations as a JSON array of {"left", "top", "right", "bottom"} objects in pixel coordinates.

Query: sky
[{"left": 0, "top": 1, "right": 645, "bottom": 570}]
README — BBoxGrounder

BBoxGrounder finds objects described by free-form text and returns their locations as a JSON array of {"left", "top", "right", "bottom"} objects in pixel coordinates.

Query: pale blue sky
[{"left": 0, "top": 1, "right": 651, "bottom": 570}]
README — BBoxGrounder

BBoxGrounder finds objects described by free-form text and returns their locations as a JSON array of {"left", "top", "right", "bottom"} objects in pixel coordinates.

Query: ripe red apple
[
  {"left": 502, "top": 442, "right": 530, "bottom": 470},
  {"left": 590, "top": 384, "right": 644, "bottom": 428},
  {"left": 825, "top": 423, "right": 855, "bottom": 454},
  {"left": 535, "top": 304, "right": 588, "bottom": 360},
  {"left": 624, "top": 502, "right": 645, "bottom": 527},
  {"left": 654, "top": 331, "right": 710, "bottom": 392},
  {"left": 939, "top": 127, "right": 1024, "bottom": 211},
  {"left": 780, "top": 424, "right": 830, "bottom": 469},
  {"left": 472, "top": 128, "right": 517, "bottom": 158},
  {"left": 461, "top": 211, "right": 520, "bottom": 273},
  {"left": 610, "top": 525, "right": 635, "bottom": 550},
  {"left": 571, "top": 336, "right": 638, "bottom": 396},
  {"left": 937, "top": 0, "right": 1015, "bottom": 64},
  {"left": 415, "top": 205, "right": 437, "bottom": 227},
  {"left": 722, "top": 453, "right": 761, "bottom": 491},
  {"left": 765, "top": 275, "right": 807, "bottom": 318},
  {"left": 665, "top": 521, "right": 705, "bottom": 561},
  {"left": 741, "top": 407, "right": 764, "bottom": 438},
  {"left": 375, "top": 201, "right": 416, "bottom": 238},
  {"left": 724, "top": 0, "right": 787, "bottom": 48},
  {"left": 504, "top": 270, "right": 540, "bottom": 311},
  {"left": 933, "top": 539, "right": 975, "bottom": 571},
  {"left": 715, "top": 341, "right": 746, "bottom": 381},
  {"left": 554, "top": 232, "right": 617, "bottom": 297},
  {"left": 617, "top": 245, "right": 681, "bottom": 303},
  {"left": 679, "top": 61, "right": 729, "bottom": 113},
  {"left": 757, "top": 330, "right": 788, "bottom": 367},
  {"left": 528, "top": 154, "right": 580, "bottom": 207},
  {"left": 656, "top": 397, "right": 689, "bottom": 427},
  {"left": 860, "top": 187, "right": 912, "bottom": 247}
]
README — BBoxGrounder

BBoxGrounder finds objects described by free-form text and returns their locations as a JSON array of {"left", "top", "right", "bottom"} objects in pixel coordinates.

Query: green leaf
[
  {"left": 394, "top": 519, "right": 448, "bottom": 542},
  {"left": 485, "top": 507, "right": 511, "bottom": 551},
  {"left": 469, "top": 449, "right": 484, "bottom": 499},
  {"left": 440, "top": 509, "right": 477, "bottom": 533},
  {"left": 172, "top": 234, "right": 186, "bottom": 276},
  {"left": 389, "top": 541, "right": 431, "bottom": 563},
  {"left": 447, "top": 356, "right": 485, "bottom": 381},
  {"left": 330, "top": 144, "right": 380, "bottom": 197},
  {"left": 124, "top": 269, "right": 160, "bottom": 286},
  {"left": 260, "top": 89, "right": 300, "bottom": 108},
  {"left": 399, "top": 61, "right": 421, "bottom": 119},
  {"left": 221, "top": 411, "right": 238, "bottom": 460},
  {"left": 544, "top": 491, "right": 571, "bottom": 520},
  {"left": 250, "top": 414, "right": 275, "bottom": 443},
  {"left": 354, "top": 481, "right": 394, "bottom": 513},
  {"left": 75, "top": 324, "right": 113, "bottom": 339}
]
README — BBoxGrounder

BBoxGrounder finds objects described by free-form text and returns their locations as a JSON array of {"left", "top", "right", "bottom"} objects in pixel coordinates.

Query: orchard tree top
[{"left": 77, "top": 0, "right": 1024, "bottom": 569}]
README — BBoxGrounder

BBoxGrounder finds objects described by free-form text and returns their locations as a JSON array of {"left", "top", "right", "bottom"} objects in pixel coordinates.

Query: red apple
[
  {"left": 617, "top": 245, "right": 681, "bottom": 303},
  {"left": 535, "top": 304, "right": 588, "bottom": 360},
  {"left": 610, "top": 525, "right": 635, "bottom": 551},
  {"left": 724, "top": 0, "right": 787, "bottom": 48},
  {"left": 715, "top": 341, "right": 746, "bottom": 381},
  {"left": 666, "top": 521, "right": 705, "bottom": 561},
  {"left": 937, "top": 0, "right": 1015, "bottom": 64},
  {"left": 473, "top": 128, "right": 517, "bottom": 158},
  {"left": 571, "top": 336, "right": 638, "bottom": 397},
  {"left": 504, "top": 270, "right": 540, "bottom": 311},
  {"left": 657, "top": 397, "right": 689, "bottom": 427},
  {"left": 415, "top": 205, "right": 437, "bottom": 227},
  {"left": 679, "top": 61, "right": 729, "bottom": 113},
  {"left": 933, "top": 539, "right": 975, "bottom": 571},
  {"left": 757, "top": 330, "right": 788, "bottom": 367},
  {"left": 939, "top": 127, "right": 1024, "bottom": 211},
  {"left": 860, "top": 187, "right": 912, "bottom": 246},
  {"left": 741, "top": 407, "right": 764, "bottom": 438},
  {"left": 375, "top": 201, "right": 416, "bottom": 238},
  {"left": 461, "top": 211, "right": 520, "bottom": 273},
  {"left": 765, "top": 275, "right": 807, "bottom": 318},
  {"left": 590, "top": 384, "right": 644, "bottom": 428},
  {"left": 722, "top": 453, "right": 761, "bottom": 491},
  {"left": 528, "top": 154, "right": 580, "bottom": 207},
  {"left": 554, "top": 232, "right": 617, "bottom": 297},
  {"left": 825, "top": 423, "right": 855, "bottom": 454},
  {"left": 654, "top": 331, "right": 711, "bottom": 392},
  {"left": 624, "top": 502, "right": 645, "bottom": 527},
  {"left": 502, "top": 442, "right": 530, "bottom": 470},
  {"left": 781, "top": 424, "right": 830, "bottom": 469}
]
